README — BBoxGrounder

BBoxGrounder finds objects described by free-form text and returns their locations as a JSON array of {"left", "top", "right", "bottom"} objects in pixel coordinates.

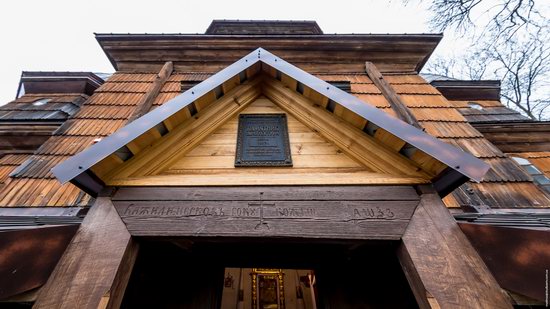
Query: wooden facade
[{"left": 1, "top": 20, "right": 549, "bottom": 308}]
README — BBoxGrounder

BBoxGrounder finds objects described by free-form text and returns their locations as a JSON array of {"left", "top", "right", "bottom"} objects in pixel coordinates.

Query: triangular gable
[
  {"left": 52, "top": 48, "right": 489, "bottom": 196},
  {"left": 104, "top": 95, "right": 431, "bottom": 187}
]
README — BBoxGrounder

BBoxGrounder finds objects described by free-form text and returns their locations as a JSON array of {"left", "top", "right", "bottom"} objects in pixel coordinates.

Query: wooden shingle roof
[
  {"left": 2, "top": 52, "right": 548, "bottom": 209},
  {"left": 0, "top": 94, "right": 86, "bottom": 122},
  {"left": 52, "top": 48, "right": 489, "bottom": 197}
]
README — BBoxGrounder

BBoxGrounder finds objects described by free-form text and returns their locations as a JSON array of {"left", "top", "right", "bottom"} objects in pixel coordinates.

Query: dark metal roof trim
[
  {"left": 52, "top": 48, "right": 489, "bottom": 194},
  {"left": 95, "top": 33, "right": 443, "bottom": 40},
  {"left": 52, "top": 49, "right": 261, "bottom": 184},
  {"left": 0, "top": 216, "right": 83, "bottom": 230},
  {"left": 432, "top": 167, "right": 470, "bottom": 197},
  {"left": 455, "top": 212, "right": 550, "bottom": 229},
  {"left": 258, "top": 49, "right": 489, "bottom": 181},
  {"left": 0, "top": 225, "right": 79, "bottom": 299},
  {"left": 72, "top": 171, "right": 105, "bottom": 197}
]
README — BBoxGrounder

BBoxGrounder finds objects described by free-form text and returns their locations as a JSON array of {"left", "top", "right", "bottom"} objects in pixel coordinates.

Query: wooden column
[
  {"left": 128, "top": 61, "right": 174, "bottom": 122},
  {"left": 398, "top": 186, "right": 512, "bottom": 309},
  {"left": 34, "top": 194, "right": 138, "bottom": 309},
  {"left": 365, "top": 62, "right": 422, "bottom": 129}
]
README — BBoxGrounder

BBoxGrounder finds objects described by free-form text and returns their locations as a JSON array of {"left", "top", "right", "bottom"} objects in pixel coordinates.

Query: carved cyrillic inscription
[
  {"left": 353, "top": 207, "right": 395, "bottom": 220},
  {"left": 113, "top": 187, "right": 420, "bottom": 240},
  {"left": 119, "top": 202, "right": 402, "bottom": 222}
]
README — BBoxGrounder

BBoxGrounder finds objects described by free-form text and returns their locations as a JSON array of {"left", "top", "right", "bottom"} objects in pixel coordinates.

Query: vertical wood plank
[
  {"left": 398, "top": 189, "right": 512, "bottom": 308},
  {"left": 34, "top": 197, "right": 137, "bottom": 309}
]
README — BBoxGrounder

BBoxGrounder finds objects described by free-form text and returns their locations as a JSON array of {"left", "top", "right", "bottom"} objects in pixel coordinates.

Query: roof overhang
[
  {"left": 430, "top": 79, "right": 501, "bottom": 101},
  {"left": 17, "top": 71, "right": 104, "bottom": 98},
  {"left": 95, "top": 33, "right": 442, "bottom": 73},
  {"left": 459, "top": 222, "right": 550, "bottom": 302},
  {"left": 52, "top": 48, "right": 489, "bottom": 196},
  {"left": 0, "top": 225, "right": 79, "bottom": 299}
]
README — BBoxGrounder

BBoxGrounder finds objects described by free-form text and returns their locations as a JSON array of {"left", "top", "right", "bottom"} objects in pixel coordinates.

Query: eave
[
  {"left": 17, "top": 71, "right": 104, "bottom": 97},
  {"left": 473, "top": 121, "right": 550, "bottom": 153},
  {"left": 95, "top": 33, "right": 442, "bottom": 73},
  {"left": 52, "top": 48, "right": 488, "bottom": 196},
  {"left": 430, "top": 79, "right": 501, "bottom": 101}
]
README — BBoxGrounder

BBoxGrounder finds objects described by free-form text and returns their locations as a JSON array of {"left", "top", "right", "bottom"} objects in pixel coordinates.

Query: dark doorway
[{"left": 121, "top": 239, "right": 418, "bottom": 309}]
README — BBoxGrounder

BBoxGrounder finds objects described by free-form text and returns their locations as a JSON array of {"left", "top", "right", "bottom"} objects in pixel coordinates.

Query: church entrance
[{"left": 120, "top": 238, "right": 418, "bottom": 309}]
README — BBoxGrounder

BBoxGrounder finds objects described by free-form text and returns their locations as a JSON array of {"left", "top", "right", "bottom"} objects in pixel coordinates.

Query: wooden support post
[
  {"left": 34, "top": 194, "right": 138, "bottom": 309},
  {"left": 398, "top": 186, "right": 512, "bottom": 308},
  {"left": 365, "top": 62, "right": 422, "bottom": 129},
  {"left": 128, "top": 61, "right": 174, "bottom": 122}
]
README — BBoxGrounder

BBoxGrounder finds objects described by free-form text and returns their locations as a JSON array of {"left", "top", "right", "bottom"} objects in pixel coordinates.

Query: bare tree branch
[
  {"left": 411, "top": 0, "right": 544, "bottom": 39},
  {"left": 418, "top": 0, "right": 550, "bottom": 120}
]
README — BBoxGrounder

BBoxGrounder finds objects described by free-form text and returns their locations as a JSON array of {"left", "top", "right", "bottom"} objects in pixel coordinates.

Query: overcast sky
[{"left": 0, "top": 0, "right": 462, "bottom": 105}]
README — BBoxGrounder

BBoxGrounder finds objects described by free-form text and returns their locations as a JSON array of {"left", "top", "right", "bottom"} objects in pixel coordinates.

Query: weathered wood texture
[
  {"left": 127, "top": 61, "right": 173, "bottom": 122},
  {"left": 398, "top": 188, "right": 512, "bottom": 308},
  {"left": 96, "top": 35, "right": 441, "bottom": 73},
  {"left": 365, "top": 62, "right": 421, "bottom": 128},
  {"left": 473, "top": 122, "right": 550, "bottom": 153},
  {"left": 113, "top": 186, "right": 420, "bottom": 240},
  {"left": 34, "top": 197, "right": 137, "bottom": 309}
]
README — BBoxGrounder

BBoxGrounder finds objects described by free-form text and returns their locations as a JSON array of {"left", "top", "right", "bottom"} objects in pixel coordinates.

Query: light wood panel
[
  {"left": 171, "top": 154, "right": 361, "bottom": 169},
  {"left": 164, "top": 97, "right": 364, "bottom": 174},
  {"left": 103, "top": 77, "right": 263, "bottom": 180},
  {"left": 262, "top": 78, "right": 430, "bottom": 178},
  {"left": 108, "top": 172, "right": 429, "bottom": 186}
]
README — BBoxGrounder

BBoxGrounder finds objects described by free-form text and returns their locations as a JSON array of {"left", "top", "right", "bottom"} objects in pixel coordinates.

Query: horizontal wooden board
[
  {"left": 171, "top": 154, "right": 361, "bottom": 169},
  {"left": 113, "top": 186, "right": 420, "bottom": 239},
  {"left": 452, "top": 182, "right": 550, "bottom": 208},
  {"left": 114, "top": 200, "right": 417, "bottom": 239},
  {"left": 112, "top": 185, "right": 420, "bottom": 201},
  {"left": 198, "top": 132, "right": 328, "bottom": 145},
  {"left": 110, "top": 171, "right": 429, "bottom": 186},
  {"left": 185, "top": 143, "right": 342, "bottom": 156}
]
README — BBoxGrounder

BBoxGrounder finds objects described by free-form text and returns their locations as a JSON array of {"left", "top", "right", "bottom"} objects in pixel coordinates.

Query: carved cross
[{"left": 248, "top": 192, "right": 275, "bottom": 230}]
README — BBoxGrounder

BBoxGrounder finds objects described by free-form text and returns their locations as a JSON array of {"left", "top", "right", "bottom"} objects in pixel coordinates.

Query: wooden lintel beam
[
  {"left": 34, "top": 195, "right": 138, "bottom": 309},
  {"left": 365, "top": 62, "right": 422, "bottom": 129},
  {"left": 127, "top": 61, "right": 174, "bottom": 122},
  {"left": 398, "top": 186, "right": 512, "bottom": 308}
]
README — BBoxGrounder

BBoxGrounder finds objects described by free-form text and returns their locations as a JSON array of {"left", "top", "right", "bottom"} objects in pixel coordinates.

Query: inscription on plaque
[{"left": 235, "top": 114, "right": 292, "bottom": 167}]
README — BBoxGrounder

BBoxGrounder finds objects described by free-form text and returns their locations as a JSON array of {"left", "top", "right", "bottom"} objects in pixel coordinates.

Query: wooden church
[{"left": 0, "top": 20, "right": 549, "bottom": 308}]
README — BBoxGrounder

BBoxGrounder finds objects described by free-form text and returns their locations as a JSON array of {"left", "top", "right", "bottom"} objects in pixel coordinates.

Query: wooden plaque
[{"left": 235, "top": 114, "right": 292, "bottom": 167}]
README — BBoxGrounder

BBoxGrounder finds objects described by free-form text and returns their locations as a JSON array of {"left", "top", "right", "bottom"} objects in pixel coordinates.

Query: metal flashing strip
[
  {"left": 0, "top": 216, "right": 83, "bottom": 230},
  {"left": 52, "top": 49, "right": 261, "bottom": 184},
  {"left": 52, "top": 47, "right": 489, "bottom": 195},
  {"left": 258, "top": 48, "right": 489, "bottom": 181}
]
